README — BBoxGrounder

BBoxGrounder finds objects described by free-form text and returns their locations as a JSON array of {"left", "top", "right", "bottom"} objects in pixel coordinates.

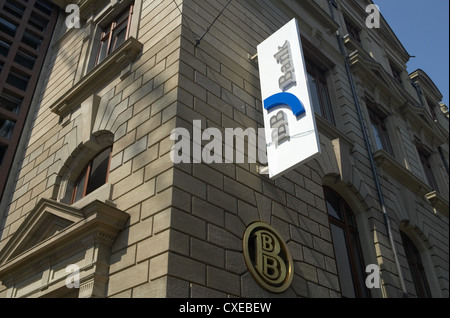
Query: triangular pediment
[
  {"left": 0, "top": 199, "right": 84, "bottom": 265},
  {"left": 348, "top": 50, "right": 407, "bottom": 107},
  {"left": 414, "top": 106, "right": 437, "bottom": 128}
]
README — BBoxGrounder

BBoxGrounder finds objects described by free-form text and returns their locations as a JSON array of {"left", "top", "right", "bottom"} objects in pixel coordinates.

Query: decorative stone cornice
[
  {"left": 279, "top": 0, "right": 339, "bottom": 33},
  {"left": 348, "top": 49, "right": 407, "bottom": 109},
  {"left": 425, "top": 191, "right": 449, "bottom": 217},
  {"left": 409, "top": 69, "right": 443, "bottom": 102},
  {"left": 399, "top": 103, "right": 447, "bottom": 147},
  {"left": 0, "top": 199, "right": 129, "bottom": 298},
  {"left": 50, "top": 37, "right": 143, "bottom": 117},
  {"left": 316, "top": 114, "right": 354, "bottom": 149},
  {"left": 373, "top": 149, "right": 431, "bottom": 197}
]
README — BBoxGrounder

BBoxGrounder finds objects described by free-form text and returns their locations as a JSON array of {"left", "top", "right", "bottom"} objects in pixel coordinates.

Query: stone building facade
[{"left": 0, "top": 0, "right": 448, "bottom": 298}]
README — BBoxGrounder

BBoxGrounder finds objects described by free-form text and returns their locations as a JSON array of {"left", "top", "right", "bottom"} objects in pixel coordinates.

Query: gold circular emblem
[{"left": 243, "top": 222, "right": 294, "bottom": 293}]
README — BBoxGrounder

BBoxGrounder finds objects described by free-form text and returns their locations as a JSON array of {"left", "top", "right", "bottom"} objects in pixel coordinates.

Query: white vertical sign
[{"left": 257, "top": 19, "right": 321, "bottom": 179}]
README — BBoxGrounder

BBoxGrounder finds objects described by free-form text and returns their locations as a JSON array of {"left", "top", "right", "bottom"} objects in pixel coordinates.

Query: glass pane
[
  {"left": 6, "top": 70, "right": 30, "bottom": 91},
  {"left": 22, "top": 30, "right": 43, "bottom": 50},
  {"left": 0, "top": 39, "right": 11, "bottom": 57},
  {"left": 97, "top": 39, "right": 109, "bottom": 64},
  {"left": 325, "top": 189, "right": 343, "bottom": 221},
  {"left": 330, "top": 224, "right": 356, "bottom": 298},
  {"left": 34, "top": 0, "right": 53, "bottom": 16},
  {"left": 29, "top": 12, "right": 49, "bottom": 32},
  {"left": 350, "top": 232, "right": 368, "bottom": 297},
  {"left": 401, "top": 232, "right": 432, "bottom": 298},
  {"left": 319, "top": 81, "right": 334, "bottom": 124},
  {"left": 0, "top": 91, "right": 22, "bottom": 113},
  {"left": 14, "top": 50, "right": 37, "bottom": 70},
  {"left": 417, "top": 266, "right": 431, "bottom": 298},
  {"left": 343, "top": 202, "right": 356, "bottom": 227},
  {"left": 4, "top": 0, "right": 26, "bottom": 19},
  {"left": 73, "top": 167, "right": 87, "bottom": 203},
  {"left": 86, "top": 148, "right": 111, "bottom": 195},
  {"left": 0, "top": 145, "right": 7, "bottom": 165},
  {"left": 307, "top": 72, "right": 322, "bottom": 116},
  {"left": 0, "top": 118, "right": 15, "bottom": 139},
  {"left": 110, "top": 23, "right": 127, "bottom": 53},
  {"left": 0, "top": 17, "right": 18, "bottom": 37},
  {"left": 371, "top": 122, "right": 384, "bottom": 150}
]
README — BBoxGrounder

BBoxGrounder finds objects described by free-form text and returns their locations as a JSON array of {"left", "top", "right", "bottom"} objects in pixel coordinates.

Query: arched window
[
  {"left": 71, "top": 147, "right": 112, "bottom": 204},
  {"left": 400, "top": 231, "right": 432, "bottom": 298},
  {"left": 324, "top": 186, "right": 370, "bottom": 298}
]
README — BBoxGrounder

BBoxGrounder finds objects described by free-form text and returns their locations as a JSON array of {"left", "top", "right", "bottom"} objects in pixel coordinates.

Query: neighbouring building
[
  {"left": 0, "top": 0, "right": 59, "bottom": 203},
  {"left": 0, "top": 0, "right": 448, "bottom": 298}
]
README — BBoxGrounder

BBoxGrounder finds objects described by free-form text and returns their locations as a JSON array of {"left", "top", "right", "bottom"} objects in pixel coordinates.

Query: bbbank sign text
[{"left": 257, "top": 19, "right": 321, "bottom": 179}]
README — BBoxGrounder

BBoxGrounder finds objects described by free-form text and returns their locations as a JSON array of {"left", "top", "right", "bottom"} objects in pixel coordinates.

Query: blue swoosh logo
[{"left": 264, "top": 92, "right": 306, "bottom": 117}]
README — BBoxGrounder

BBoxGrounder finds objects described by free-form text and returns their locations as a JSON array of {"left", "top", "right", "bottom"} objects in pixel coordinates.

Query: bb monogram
[{"left": 243, "top": 222, "right": 294, "bottom": 293}]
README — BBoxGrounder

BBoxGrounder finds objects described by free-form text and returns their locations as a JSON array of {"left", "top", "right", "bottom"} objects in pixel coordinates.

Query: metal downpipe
[{"left": 327, "top": 0, "right": 409, "bottom": 298}]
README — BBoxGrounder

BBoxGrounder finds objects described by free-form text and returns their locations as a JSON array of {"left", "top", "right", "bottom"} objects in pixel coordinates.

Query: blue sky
[{"left": 373, "top": 0, "right": 449, "bottom": 106}]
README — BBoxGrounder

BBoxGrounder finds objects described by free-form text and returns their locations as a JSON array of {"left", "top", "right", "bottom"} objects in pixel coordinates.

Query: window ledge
[
  {"left": 316, "top": 114, "right": 354, "bottom": 148},
  {"left": 343, "top": 34, "right": 361, "bottom": 54},
  {"left": 373, "top": 149, "right": 432, "bottom": 196},
  {"left": 71, "top": 183, "right": 114, "bottom": 210},
  {"left": 50, "top": 37, "right": 143, "bottom": 117},
  {"left": 348, "top": 50, "right": 407, "bottom": 109}
]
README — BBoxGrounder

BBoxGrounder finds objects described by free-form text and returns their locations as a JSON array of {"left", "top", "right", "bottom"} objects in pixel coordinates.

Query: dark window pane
[
  {"left": 319, "top": 81, "right": 334, "bottom": 124},
  {"left": 344, "top": 202, "right": 356, "bottom": 228},
  {"left": 417, "top": 147, "right": 439, "bottom": 191},
  {"left": 14, "top": 50, "right": 37, "bottom": 69},
  {"left": 0, "top": 145, "right": 7, "bottom": 165},
  {"left": 97, "top": 39, "right": 109, "bottom": 64},
  {"left": 96, "top": 4, "right": 133, "bottom": 66},
  {"left": 29, "top": 12, "right": 49, "bottom": 32},
  {"left": 306, "top": 58, "right": 335, "bottom": 125},
  {"left": 0, "top": 91, "right": 22, "bottom": 113},
  {"left": 367, "top": 101, "right": 394, "bottom": 156},
  {"left": 4, "top": 0, "right": 26, "bottom": 19},
  {"left": 0, "top": 17, "right": 18, "bottom": 37},
  {"left": 325, "top": 188, "right": 342, "bottom": 221},
  {"left": 0, "top": 39, "right": 12, "bottom": 57},
  {"left": 325, "top": 186, "right": 369, "bottom": 298},
  {"left": 34, "top": 0, "right": 53, "bottom": 16},
  {"left": 307, "top": 72, "right": 322, "bottom": 117},
  {"left": 350, "top": 232, "right": 369, "bottom": 297},
  {"left": 390, "top": 63, "right": 403, "bottom": 84},
  {"left": 110, "top": 23, "right": 127, "bottom": 52},
  {"left": 345, "top": 19, "right": 361, "bottom": 45},
  {"left": 371, "top": 121, "right": 384, "bottom": 150},
  {"left": 85, "top": 147, "right": 111, "bottom": 195},
  {"left": 330, "top": 224, "right": 356, "bottom": 298},
  {"left": 73, "top": 167, "right": 88, "bottom": 203},
  {"left": 6, "top": 70, "right": 30, "bottom": 91},
  {"left": 401, "top": 232, "right": 432, "bottom": 298},
  {"left": 22, "top": 30, "right": 43, "bottom": 50},
  {"left": 0, "top": 118, "right": 15, "bottom": 139}
]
